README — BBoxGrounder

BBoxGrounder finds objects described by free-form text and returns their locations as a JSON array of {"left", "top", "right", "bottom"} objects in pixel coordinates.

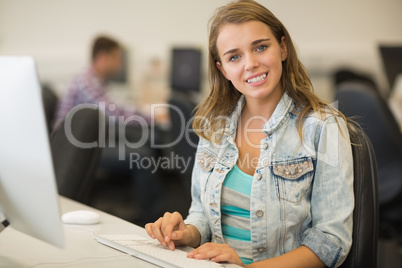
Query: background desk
[{"left": 0, "top": 197, "right": 175, "bottom": 267}]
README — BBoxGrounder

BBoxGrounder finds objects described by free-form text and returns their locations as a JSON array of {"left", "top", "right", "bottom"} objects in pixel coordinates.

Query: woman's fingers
[
  {"left": 167, "top": 240, "right": 175, "bottom": 250},
  {"left": 145, "top": 216, "right": 162, "bottom": 239},
  {"left": 210, "top": 252, "right": 236, "bottom": 263},
  {"left": 151, "top": 218, "right": 167, "bottom": 246},
  {"left": 188, "top": 243, "right": 217, "bottom": 259},
  {"left": 170, "top": 229, "right": 185, "bottom": 240},
  {"left": 161, "top": 212, "right": 183, "bottom": 243},
  {"left": 144, "top": 223, "right": 154, "bottom": 239},
  {"left": 187, "top": 243, "right": 245, "bottom": 267},
  {"left": 194, "top": 249, "right": 222, "bottom": 260},
  {"left": 145, "top": 212, "right": 186, "bottom": 249}
]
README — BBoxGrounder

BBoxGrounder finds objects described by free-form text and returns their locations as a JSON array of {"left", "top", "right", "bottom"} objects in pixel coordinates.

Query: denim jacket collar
[
  {"left": 227, "top": 92, "right": 295, "bottom": 137},
  {"left": 227, "top": 95, "right": 245, "bottom": 137},
  {"left": 262, "top": 92, "right": 294, "bottom": 135}
]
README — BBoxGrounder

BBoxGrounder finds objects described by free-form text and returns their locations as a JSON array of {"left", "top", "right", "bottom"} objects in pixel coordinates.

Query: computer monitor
[
  {"left": 379, "top": 45, "right": 402, "bottom": 90},
  {"left": 170, "top": 48, "right": 202, "bottom": 93},
  {"left": 0, "top": 56, "right": 64, "bottom": 248}
]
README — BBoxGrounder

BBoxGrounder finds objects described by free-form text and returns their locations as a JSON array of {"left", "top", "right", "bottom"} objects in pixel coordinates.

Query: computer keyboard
[{"left": 96, "top": 234, "right": 224, "bottom": 268}]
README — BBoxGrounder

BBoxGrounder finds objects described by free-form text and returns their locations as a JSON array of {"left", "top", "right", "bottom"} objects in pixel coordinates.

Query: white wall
[{"left": 1, "top": 0, "right": 401, "bottom": 102}]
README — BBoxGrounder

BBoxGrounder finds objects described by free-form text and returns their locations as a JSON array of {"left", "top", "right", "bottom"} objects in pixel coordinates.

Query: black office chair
[
  {"left": 334, "top": 69, "right": 380, "bottom": 95},
  {"left": 51, "top": 106, "right": 105, "bottom": 204},
  {"left": 169, "top": 94, "right": 199, "bottom": 183},
  {"left": 41, "top": 84, "right": 58, "bottom": 134},
  {"left": 163, "top": 92, "right": 199, "bottom": 217},
  {"left": 335, "top": 82, "right": 402, "bottom": 230},
  {"left": 340, "top": 123, "right": 379, "bottom": 268}
]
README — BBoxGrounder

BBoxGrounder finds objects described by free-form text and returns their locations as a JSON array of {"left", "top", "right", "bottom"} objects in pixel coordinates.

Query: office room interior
[{"left": 1, "top": 0, "right": 402, "bottom": 267}]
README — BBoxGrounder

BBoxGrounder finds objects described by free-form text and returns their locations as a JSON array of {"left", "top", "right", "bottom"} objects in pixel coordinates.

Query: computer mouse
[{"left": 62, "top": 210, "right": 100, "bottom": 225}]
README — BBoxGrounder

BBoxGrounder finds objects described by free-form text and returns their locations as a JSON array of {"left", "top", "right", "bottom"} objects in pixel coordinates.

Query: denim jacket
[{"left": 184, "top": 92, "right": 354, "bottom": 268}]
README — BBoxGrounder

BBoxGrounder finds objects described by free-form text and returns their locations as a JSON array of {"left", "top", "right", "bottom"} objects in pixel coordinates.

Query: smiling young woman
[
  {"left": 145, "top": 1, "right": 354, "bottom": 267},
  {"left": 216, "top": 21, "right": 286, "bottom": 106}
]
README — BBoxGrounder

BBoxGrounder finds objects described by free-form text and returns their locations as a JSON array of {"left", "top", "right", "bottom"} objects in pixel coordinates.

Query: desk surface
[
  {"left": 0, "top": 197, "right": 168, "bottom": 267},
  {"left": 0, "top": 197, "right": 239, "bottom": 268}
]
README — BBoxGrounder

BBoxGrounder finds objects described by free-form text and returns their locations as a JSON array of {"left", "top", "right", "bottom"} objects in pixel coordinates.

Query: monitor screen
[
  {"left": 170, "top": 48, "right": 202, "bottom": 93},
  {"left": 379, "top": 45, "right": 402, "bottom": 90},
  {"left": 0, "top": 56, "right": 64, "bottom": 248}
]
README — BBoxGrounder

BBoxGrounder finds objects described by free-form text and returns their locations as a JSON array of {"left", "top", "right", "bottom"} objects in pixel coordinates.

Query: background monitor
[
  {"left": 170, "top": 48, "right": 202, "bottom": 93},
  {"left": 0, "top": 56, "right": 64, "bottom": 248},
  {"left": 379, "top": 45, "right": 402, "bottom": 90}
]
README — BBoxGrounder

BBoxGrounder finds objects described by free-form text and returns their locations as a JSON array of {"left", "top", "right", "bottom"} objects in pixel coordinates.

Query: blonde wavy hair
[{"left": 193, "top": 0, "right": 346, "bottom": 142}]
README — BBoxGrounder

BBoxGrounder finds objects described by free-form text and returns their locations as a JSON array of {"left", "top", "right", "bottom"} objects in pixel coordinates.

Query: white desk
[
  {"left": 0, "top": 197, "right": 166, "bottom": 267},
  {"left": 0, "top": 197, "right": 240, "bottom": 268}
]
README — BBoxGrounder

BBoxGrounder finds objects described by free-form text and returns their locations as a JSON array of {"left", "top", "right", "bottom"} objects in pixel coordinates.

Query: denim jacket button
[
  {"left": 215, "top": 235, "right": 222, "bottom": 241},
  {"left": 256, "top": 173, "right": 262, "bottom": 181},
  {"left": 262, "top": 143, "right": 269, "bottom": 150},
  {"left": 256, "top": 210, "right": 264, "bottom": 217},
  {"left": 257, "top": 246, "right": 265, "bottom": 253}
]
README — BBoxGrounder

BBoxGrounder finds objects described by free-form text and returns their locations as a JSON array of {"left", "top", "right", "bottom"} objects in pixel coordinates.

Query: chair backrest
[
  {"left": 340, "top": 124, "right": 379, "bottom": 268},
  {"left": 336, "top": 82, "right": 402, "bottom": 165},
  {"left": 335, "top": 82, "right": 402, "bottom": 207},
  {"left": 334, "top": 69, "right": 379, "bottom": 93},
  {"left": 41, "top": 84, "right": 58, "bottom": 134},
  {"left": 51, "top": 106, "right": 104, "bottom": 204},
  {"left": 167, "top": 93, "right": 199, "bottom": 177}
]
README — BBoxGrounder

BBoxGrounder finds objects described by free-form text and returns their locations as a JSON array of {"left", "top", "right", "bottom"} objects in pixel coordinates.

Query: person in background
[
  {"left": 145, "top": 0, "right": 354, "bottom": 267},
  {"left": 55, "top": 35, "right": 164, "bottom": 225},
  {"left": 54, "top": 35, "right": 150, "bottom": 129}
]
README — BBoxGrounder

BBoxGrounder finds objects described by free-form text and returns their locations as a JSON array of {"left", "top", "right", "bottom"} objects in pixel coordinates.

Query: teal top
[{"left": 221, "top": 164, "right": 253, "bottom": 265}]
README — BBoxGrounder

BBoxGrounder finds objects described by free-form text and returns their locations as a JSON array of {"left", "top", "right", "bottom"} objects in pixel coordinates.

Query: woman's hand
[
  {"left": 145, "top": 211, "right": 200, "bottom": 250},
  {"left": 187, "top": 242, "right": 246, "bottom": 267}
]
